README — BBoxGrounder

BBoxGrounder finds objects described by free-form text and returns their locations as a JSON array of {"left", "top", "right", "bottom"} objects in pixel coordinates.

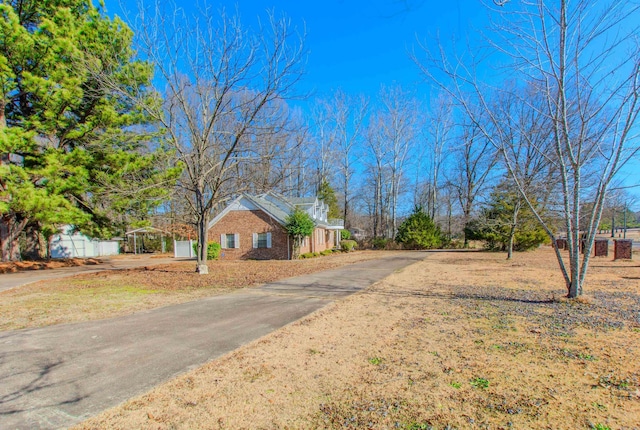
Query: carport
[{"left": 125, "top": 227, "right": 170, "bottom": 254}]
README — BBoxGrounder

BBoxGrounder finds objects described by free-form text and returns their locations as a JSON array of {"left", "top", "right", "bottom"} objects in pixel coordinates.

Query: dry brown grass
[
  {"left": 0, "top": 251, "right": 388, "bottom": 331},
  {"left": 0, "top": 257, "right": 103, "bottom": 274},
  {"left": 75, "top": 247, "right": 640, "bottom": 430}
]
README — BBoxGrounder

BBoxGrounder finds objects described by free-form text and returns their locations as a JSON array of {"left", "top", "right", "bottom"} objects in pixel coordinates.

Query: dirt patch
[
  {"left": 0, "top": 258, "right": 103, "bottom": 274},
  {"left": 0, "top": 251, "right": 391, "bottom": 331},
  {"left": 75, "top": 247, "right": 640, "bottom": 429}
]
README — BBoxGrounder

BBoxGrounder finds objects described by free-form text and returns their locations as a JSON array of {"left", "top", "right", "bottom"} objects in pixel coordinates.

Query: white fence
[
  {"left": 174, "top": 240, "right": 195, "bottom": 258},
  {"left": 50, "top": 235, "right": 120, "bottom": 258}
]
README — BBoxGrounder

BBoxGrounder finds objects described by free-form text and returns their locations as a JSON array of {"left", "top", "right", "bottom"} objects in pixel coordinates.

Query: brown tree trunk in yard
[
  {"left": 506, "top": 203, "right": 520, "bottom": 260},
  {"left": 1, "top": 214, "right": 27, "bottom": 262},
  {"left": 23, "top": 222, "right": 46, "bottom": 260}
]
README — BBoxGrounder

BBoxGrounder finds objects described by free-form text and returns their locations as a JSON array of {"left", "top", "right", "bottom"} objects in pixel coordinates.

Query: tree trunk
[
  {"left": 0, "top": 214, "right": 27, "bottom": 262},
  {"left": 343, "top": 178, "right": 350, "bottom": 229},
  {"left": 292, "top": 237, "right": 301, "bottom": 259},
  {"left": 23, "top": 222, "right": 46, "bottom": 260},
  {"left": 506, "top": 227, "right": 515, "bottom": 260},
  {"left": 506, "top": 203, "right": 520, "bottom": 260},
  {"left": 373, "top": 172, "right": 381, "bottom": 238},
  {"left": 195, "top": 214, "right": 209, "bottom": 274}
]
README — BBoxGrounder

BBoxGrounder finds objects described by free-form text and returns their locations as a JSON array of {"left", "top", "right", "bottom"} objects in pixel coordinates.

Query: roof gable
[{"left": 208, "top": 193, "right": 344, "bottom": 230}]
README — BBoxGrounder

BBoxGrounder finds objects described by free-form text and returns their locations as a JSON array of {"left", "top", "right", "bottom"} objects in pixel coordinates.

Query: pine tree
[
  {"left": 0, "top": 0, "right": 178, "bottom": 260},
  {"left": 317, "top": 179, "right": 341, "bottom": 219},
  {"left": 395, "top": 206, "right": 444, "bottom": 250},
  {"left": 465, "top": 180, "right": 548, "bottom": 258}
]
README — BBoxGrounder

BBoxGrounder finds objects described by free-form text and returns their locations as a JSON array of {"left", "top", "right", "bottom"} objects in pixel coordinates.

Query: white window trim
[
  {"left": 221, "top": 233, "right": 239, "bottom": 249},
  {"left": 253, "top": 232, "right": 272, "bottom": 249}
]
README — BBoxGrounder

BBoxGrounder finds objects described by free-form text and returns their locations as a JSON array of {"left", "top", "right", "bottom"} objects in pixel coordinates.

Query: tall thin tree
[
  {"left": 417, "top": 0, "right": 640, "bottom": 296},
  {"left": 130, "top": 3, "right": 305, "bottom": 274}
]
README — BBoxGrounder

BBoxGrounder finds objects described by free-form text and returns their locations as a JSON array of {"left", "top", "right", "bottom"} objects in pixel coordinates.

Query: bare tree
[
  {"left": 417, "top": 0, "right": 640, "bottom": 296},
  {"left": 377, "top": 85, "right": 420, "bottom": 237},
  {"left": 420, "top": 94, "right": 454, "bottom": 220},
  {"left": 447, "top": 120, "right": 498, "bottom": 247},
  {"left": 238, "top": 109, "right": 307, "bottom": 195},
  {"left": 310, "top": 99, "right": 337, "bottom": 193},
  {"left": 364, "top": 114, "right": 390, "bottom": 238},
  {"left": 493, "top": 86, "right": 557, "bottom": 259},
  {"left": 288, "top": 123, "right": 314, "bottom": 197},
  {"left": 131, "top": 2, "right": 305, "bottom": 273},
  {"left": 331, "top": 90, "right": 368, "bottom": 229}
]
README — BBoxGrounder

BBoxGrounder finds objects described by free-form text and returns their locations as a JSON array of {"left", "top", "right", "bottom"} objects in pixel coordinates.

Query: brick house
[{"left": 207, "top": 193, "right": 344, "bottom": 260}]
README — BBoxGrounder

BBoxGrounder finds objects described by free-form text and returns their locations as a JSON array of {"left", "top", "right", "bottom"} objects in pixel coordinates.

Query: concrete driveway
[
  {"left": 0, "top": 252, "right": 425, "bottom": 429},
  {"left": 0, "top": 255, "right": 191, "bottom": 293}
]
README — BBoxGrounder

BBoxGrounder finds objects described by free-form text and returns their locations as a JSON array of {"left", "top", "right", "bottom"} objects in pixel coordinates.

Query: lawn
[
  {"left": 74, "top": 247, "right": 640, "bottom": 430},
  {"left": 0, "top": 251, "right": 391, "bottom": 331}
]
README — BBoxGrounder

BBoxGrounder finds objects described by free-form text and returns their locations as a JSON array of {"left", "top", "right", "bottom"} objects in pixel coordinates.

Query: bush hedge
[
  {"left": 192, "top": 242, "right": 221, "bottom": 260},
  {"left": 341, "top": 240, "right": 357, "bottom": 252}
]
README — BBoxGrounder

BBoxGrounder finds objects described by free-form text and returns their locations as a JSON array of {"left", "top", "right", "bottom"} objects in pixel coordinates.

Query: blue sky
[
  {"left": 267, "top": 0, "right": 484, "bottom": 98},
  {"left": 111, "top": 0, "right": 487, "bottom": 100},
  {"left": 108, "top": 0, "right": 639, "bottom": 210}
]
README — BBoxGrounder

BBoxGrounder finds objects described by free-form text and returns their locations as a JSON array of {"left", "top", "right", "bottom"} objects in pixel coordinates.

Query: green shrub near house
[
  {"left": 300, "top": 249, "right": 337, "bottom": 259},
  {"left": 192, "top": 242, "right": 221, "bottom": 260},
  {"left": 285, "top": 209, "right": 315, "bottom": 259},
  {"left": 341, "top": 240, "right": 357, "bottom": 252}
]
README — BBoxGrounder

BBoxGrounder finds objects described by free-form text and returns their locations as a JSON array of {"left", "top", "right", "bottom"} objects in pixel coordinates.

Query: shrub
[
  {"left": 465, "top": 218, "right": 548, "bottom": 252},
  {"left": 284, "top": 209, "right": 315, "bottom": 259},
  {"left": 465, "top": 180, "right": 548, "bottom": 252},
  {"left": 341, "top": 240, "right": 357, "bottom": 252},
  {"left": 340, "top": 229, "right": 351, "bottom": 240},
  {"left": 300, "top": 251, "right": 331, "bottom": 259},
  {"left": 372, "top": 237, "right": 390, "bottom": 249},
  {"left": 192, "top": 242, "right": 221, "bottom": 260},
  {"left": 395, "top": 206, "right": 445, "bottom": 249}
]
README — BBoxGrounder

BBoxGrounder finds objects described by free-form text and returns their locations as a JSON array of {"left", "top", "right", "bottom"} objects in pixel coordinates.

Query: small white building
[{"left": 50, "top": 225, "right": 120, "bottom": 258}]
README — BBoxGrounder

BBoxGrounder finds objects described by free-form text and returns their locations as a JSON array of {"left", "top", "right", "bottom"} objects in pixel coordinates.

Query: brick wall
[
  {"left": 299, "top": 227, "right": 336, "bottom": 254},
  {"left": 208, "top": 210, "right": 290, "bottom": 260}
]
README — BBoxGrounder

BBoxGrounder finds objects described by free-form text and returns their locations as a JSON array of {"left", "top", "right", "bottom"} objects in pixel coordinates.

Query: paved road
[
  {"left": 0, "top": 252, "right": 425, "bottom": 429},
  {"left": 0, "top": 256, "right": 191, "bottom": 293}
]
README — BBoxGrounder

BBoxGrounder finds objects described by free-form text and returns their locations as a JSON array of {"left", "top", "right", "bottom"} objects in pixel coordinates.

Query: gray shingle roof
[
  {"left": 209, "top": 192, "right": 343, "bottom": 230},
  {"left": 245, "top": 194, "right": 291, "bottom": 225}
]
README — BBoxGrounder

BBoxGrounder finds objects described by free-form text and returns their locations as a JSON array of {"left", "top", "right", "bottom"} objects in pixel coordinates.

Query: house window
[
  {"left": 221, "top": 233, "right": 239, "bottom": 249},
  {"left": 226, "top": 234, "right": 235, "bottom": 248},
  {"left": 253, "top": 232, "right": 272, "bottom": 248}
]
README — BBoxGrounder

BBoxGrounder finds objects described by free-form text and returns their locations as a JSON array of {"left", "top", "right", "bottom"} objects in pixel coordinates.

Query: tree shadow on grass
[
  {"left": 365, "top": 287, "right": 557, "bottom": 305},
  {"left": 367, "top": 284, "right": 640, "bottom": 332}
]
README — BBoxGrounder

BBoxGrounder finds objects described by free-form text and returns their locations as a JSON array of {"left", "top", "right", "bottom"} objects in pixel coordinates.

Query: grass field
[{"left": 74, "top": 247, "right": 640, "bottom": 429}]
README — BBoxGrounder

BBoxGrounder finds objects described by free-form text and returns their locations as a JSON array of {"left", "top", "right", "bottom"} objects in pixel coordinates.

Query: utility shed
[{"left": 50, "top": 225, "right": 120, "bottom": 258}]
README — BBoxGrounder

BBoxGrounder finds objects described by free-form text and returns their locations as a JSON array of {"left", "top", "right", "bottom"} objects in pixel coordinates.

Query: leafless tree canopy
[
  {"left": 416, "top": 0, "right": 640, "bottom": 296},
  {"left": 131, "top": 1, "right": 306, "bottom": 273}
]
